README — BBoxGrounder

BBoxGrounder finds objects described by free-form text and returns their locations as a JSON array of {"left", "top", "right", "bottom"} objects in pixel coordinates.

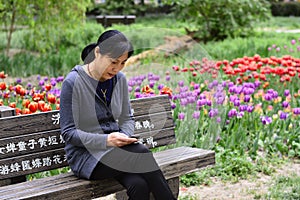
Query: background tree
[
  {"left": 0, "top": 0, "right": 91, "bottom": 54},
  {"left": 163, "top": 0, "right": 271, "bottom": 43}
]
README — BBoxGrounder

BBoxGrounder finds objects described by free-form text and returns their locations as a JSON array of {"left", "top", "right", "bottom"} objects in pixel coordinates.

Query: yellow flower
[
  {"left": 274, "top": 96, "right": 282, "bottom": 104},
  {"left": 203, "top": 108, "right": 208, "bottom": 115},
  {"left": 272, "top": 114, "right": 278, "bottom": 120}
]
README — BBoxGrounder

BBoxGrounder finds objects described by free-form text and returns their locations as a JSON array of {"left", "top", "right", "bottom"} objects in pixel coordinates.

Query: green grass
[
  {"left": 255, "top": 16, "right": 300, "bottom": 30},
  {"left": 1, "top": 15, "right": 300, "bottom": 78},
  {"left": 265, "top": 174, "right": 300, "bottom": 200}
]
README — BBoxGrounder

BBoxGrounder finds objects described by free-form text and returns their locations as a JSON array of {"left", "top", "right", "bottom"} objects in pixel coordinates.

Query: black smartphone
[{"left": 130, "top": 135, "right": 140, "bottom": 139}]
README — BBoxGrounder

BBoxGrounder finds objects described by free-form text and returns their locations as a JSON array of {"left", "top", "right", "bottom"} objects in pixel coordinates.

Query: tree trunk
[{"left": 5, "top": 3, "right": 16, "bottom": 56}]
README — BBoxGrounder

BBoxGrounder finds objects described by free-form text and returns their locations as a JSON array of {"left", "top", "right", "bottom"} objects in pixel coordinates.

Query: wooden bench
[
  {"left": 0, "top": 95, "right": 215, "bottom": 199},
  {"left": 95, "top": 15, "right": 136, "bottom": 27}
]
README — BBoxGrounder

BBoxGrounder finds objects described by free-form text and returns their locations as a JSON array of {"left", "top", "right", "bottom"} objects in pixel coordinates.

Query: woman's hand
[{"left": 107, "top": 132, "right": 138, "bottom": 147}]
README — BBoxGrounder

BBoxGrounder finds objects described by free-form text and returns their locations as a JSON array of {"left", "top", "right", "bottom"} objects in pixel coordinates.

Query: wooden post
[
  {"left": 0, "top": 105, "right": 16, "bottom": 117},
  {"left": 0, "top": 106, "right": 27, "bottom": 186}
]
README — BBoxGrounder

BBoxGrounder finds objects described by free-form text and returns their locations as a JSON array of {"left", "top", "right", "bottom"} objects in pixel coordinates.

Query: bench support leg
[{"left": 115, "top": 177, "right": 179, "bottom": 200}]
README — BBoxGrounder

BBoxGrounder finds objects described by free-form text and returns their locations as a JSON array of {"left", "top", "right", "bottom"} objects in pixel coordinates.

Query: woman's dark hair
[{"left": 81, "top": 30, "right": 134, "bottom": 64}]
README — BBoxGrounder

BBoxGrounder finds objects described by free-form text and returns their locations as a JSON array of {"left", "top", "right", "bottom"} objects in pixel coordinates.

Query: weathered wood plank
[
  {"left": 0, "top": 149, "right": 68, "bottom": 180},
  {"left": 0, "top": 147, "right": 215, "bottom": 200},
  {"left": 0, "top": 130, "right": 64, "bottom": 159},
  {"left": 130, "top": 95, "right": 171, "bottom": 116},
  {"left": 0, "top": 106, "right": 15, "bottom": 118},
  {"left": 0, "top": 95, "right": 172, "bottom": 138},
  {"left": 0, "top": 111, "right": 60, "bottom": 139},
  {"left": 133, "top": 111, "right": 174, "bottom": 134}
]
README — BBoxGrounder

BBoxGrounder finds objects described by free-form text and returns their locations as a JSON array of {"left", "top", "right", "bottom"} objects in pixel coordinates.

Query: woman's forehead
[{"left": 109, "top": 53, "right": 128, "bottom": 61}]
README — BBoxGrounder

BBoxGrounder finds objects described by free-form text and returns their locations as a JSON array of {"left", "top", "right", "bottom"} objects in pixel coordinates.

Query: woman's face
[{"left": 94, "top": 48, "right": 129, "bottom": 81}]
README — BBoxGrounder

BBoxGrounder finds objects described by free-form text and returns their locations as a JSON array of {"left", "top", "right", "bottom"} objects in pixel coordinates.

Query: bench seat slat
[
  {"left": 0, "top": 147, "right": 215, "bottom": 200},
  {"left": 0, "top": 95, "right": 172, "bottom": 139},
  {"left": 0, "top": 130, "right": 63, "bottom": 159}
]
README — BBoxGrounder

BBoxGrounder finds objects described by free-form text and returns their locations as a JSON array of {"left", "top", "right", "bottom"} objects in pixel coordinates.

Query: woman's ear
[{"left": 94, "top": 46, "right": 100, "bottom": 58}]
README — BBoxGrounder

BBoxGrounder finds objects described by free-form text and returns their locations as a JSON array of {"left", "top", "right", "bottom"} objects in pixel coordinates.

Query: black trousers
[{"left": 90, "top": 143, "right": 176, "bottom": 200}]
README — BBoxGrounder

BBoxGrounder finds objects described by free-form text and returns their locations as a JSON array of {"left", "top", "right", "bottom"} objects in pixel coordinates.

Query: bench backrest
[{"left": 0, "top": 95, "right": 175, "bottom": 180}]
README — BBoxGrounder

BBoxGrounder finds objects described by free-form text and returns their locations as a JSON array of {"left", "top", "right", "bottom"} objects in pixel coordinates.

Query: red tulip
[
  {"left": 0, "top": 82, "right": 6, "bottom": 90},
  {"left": 28, "top": 102, "right": 38, "bottom": 113}
]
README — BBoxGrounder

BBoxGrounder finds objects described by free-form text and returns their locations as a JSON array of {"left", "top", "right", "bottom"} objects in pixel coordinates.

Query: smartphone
[{"left": 130, "top": 135, "right": 140, "bottom": 139}]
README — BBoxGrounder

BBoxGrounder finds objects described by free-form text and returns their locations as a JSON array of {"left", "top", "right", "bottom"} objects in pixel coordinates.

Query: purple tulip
[
  {"left": 128, "top": 80, "right": 136, "bottom": 87},
  {"left": 199, "top": 93, "right": 206, "bottom": 99},
  {"left": 180, "top": 98, "right": 188, "bottom": 106},
  {"left": 178, "top": 112, "right": 185, "bottom": 120},
  {"left": 222, "top": 81, "right": 227, "bottom": 88},
  {"left": 171, "top": 102, "right": 176, "bottom": 109},
  {"left": 244, "top": 95, "right": 251, "bottom": 103},
  {"left": 279, "top": 112, "right": 288, "bottom": 120},
  {"left": 135, "top": 86, "right": 140, "bottom": 92},
  {"left": 239, "top": 105, "right": 247, "bottom": 112},
  {"left": 228, "top": 109, "right": 237, "bottom": 118},
  {"left": 193, "top": 84, "right": 200, "bottom": 90},
  {"left": 128, "top": 86, "right": 132, "bottom": 93},
  {"left": 157, "top": 84, "right": 164, "bottom": 90},
  {"left": 293, "top": 108, "right": 300, "bottom": 115},
  {"left": 282, "top": 101, "right": 289, "bottom": 108},
  {"left": 216, "top": 117, "right": 221, "bottom": 123},
  {"left": 197, "top": 99, "right": 207, "bottom": 107},
  {"left": 165, "top": 75, "right": 171, "bottom": 81},
  {"left": 254, "top": 80, "right": 261, "bottom": 88},
  {"left": 56, "top": 76, "right": 64, "bottom": 82},
  {"left": 237, "top": 111, "right": 244, "bottom": 119},
  {"left": 229, "top": 95, "right": 238, "bottom": 102},
  {"left": 50, "top": 80, "right": 57, "bottom": 87},
  {"left": 27, "top": 82, "right": 32, "bottom": 89},
  {"left": 246, "top": 105, "right": 254, "bottom": 113},
  {"left": 261, "top": 116, "right": 272, "bottom": 125},
  {"left": 209, "top": 108, "right": 218, "bottom": 118},
  {"left": 178, "top": 80, "right": 184, "bottom": 87},
  {"left": 149, "top": 81, "right": 155, "bottom": 88},
  {"left": 39, "top": 80, "right": 45, "bottom": 86},
  {"left": 192, "top": 111, "right": 200, "bottom": 119},
  {"left": 284, "top": 90, "right": 290, "bottom": 97},
  {"left": 233, "top": 99, "right": 240, "bottom": 107},
  {"left": 206, "top": 100, "right": 212, "bottom": 106},
  {"left": 16, "top": 78, "right": 22, "bottom": 84},
  {"left": 135, "top": 93, "right": 141, "bottom": 98},
  {"left": 264, "top": 93, "right": 273, "bottom": 101}
]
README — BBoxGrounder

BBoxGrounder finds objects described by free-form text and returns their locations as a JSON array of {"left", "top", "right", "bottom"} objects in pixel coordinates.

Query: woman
[{"left": 59, "top": 30, "right": 176, "bottom": 200}]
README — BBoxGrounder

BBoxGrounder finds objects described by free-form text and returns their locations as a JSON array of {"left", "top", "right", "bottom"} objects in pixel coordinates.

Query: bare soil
[{"left": 178, "top": 160, "right": 300, "bottom": 200}]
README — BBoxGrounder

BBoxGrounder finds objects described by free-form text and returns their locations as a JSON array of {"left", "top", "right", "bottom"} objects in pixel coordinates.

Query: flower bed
[{"left": 1, "top": 39, "right": 300, "bottom": 161}]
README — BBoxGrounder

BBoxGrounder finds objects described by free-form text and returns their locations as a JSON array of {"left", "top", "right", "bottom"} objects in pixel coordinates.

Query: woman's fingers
[{"left": 107, "top": 132, "right": 138, "bottom": 147}]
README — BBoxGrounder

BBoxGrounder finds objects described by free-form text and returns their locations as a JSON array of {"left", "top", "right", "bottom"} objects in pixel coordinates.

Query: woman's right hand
[{"left": 107, "top": 132, "right": 137, "bottom": 147}]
